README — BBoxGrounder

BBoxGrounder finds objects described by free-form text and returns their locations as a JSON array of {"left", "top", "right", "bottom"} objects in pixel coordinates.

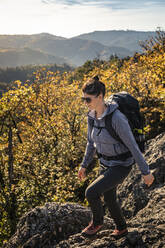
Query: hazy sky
[{"left": 0, "top": 0, "right": 164, "bottom": 38}]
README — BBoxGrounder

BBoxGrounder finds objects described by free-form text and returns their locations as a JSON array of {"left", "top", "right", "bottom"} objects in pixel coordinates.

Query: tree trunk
[{"left": 7, "top": 125, "right": 17, "bottom": 235}]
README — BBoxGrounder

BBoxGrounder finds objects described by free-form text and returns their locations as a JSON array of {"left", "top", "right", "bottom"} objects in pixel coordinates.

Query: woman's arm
[
  {"left": 80, "top": 117, "right": 96, "bottom": 169},
  {"left": 112, "top": 110, "right": 150, "bottom": 175}
]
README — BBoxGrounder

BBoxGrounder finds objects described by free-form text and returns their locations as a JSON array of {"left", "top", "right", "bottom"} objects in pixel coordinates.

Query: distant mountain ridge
[
  {"left": 0, "top": 47, "right": 68, "bottom": 68},
  {"left": 0, "top": 33, "right": 66, "bottom": 49},
  {"left": 0, "top": 30, "right": 156, "bottom": 67},
  {"left": 74, "top": 30, "right": 156, "bottom": 52}
]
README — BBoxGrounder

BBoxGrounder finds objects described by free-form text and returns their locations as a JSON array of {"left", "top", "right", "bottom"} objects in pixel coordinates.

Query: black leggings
[{"left": 85, "top": 164, "right": 132, "bottom": 230}]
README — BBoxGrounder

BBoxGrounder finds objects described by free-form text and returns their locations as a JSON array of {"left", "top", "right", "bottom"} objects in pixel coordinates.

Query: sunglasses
[{"left": 81, "top": 97, "right": 93, "bottom": 103}]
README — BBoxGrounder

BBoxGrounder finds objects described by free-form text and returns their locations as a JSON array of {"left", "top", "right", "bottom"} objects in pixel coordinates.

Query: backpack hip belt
[{"left": 96, "top": 151, "right": 132, "bottom": 161}]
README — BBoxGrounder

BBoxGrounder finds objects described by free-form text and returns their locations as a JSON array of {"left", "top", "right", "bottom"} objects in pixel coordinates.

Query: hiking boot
[
  {"left": 111, "top": 228, "right": 128, "bottom": 239},
  {"left": 81, "top": 221, "right": 103, "bottom": 236}
]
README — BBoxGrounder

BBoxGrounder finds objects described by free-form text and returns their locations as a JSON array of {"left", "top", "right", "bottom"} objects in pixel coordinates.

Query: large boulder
[{"left": 3, "top": 203, "right": 92, "bottom": 248}]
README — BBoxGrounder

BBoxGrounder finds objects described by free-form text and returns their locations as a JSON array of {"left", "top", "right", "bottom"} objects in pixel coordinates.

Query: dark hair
[{"left": 82, "top": 76, "right": 105, "bottom": 97}]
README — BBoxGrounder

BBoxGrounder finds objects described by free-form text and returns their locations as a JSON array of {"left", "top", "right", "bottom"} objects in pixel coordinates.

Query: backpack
[{"left": 89, "top": 91, "right": 146, "bottom": 153}]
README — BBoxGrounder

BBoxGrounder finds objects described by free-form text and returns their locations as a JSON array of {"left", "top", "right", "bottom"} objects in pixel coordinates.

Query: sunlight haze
[{"left": 0, "top": 0, "right": 164, "bottom": 37}]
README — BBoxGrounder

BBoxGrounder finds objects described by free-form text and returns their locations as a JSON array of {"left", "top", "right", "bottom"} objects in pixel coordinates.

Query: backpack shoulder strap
[
  {"left": 88, "top": 117, "right": 94, "bottom": 128},
  {"left": 88, "top": 112, "right": 124, "bottom": 146},
  {"left": 104, "top": 112, "right": 124, "bottom": 145}
]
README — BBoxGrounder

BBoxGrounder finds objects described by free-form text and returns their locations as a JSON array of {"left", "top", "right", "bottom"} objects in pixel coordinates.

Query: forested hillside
[
  {"left": 0, "top": 47, "right": 69, "bottom": 68},
  {"left": 0, "top": 63, "right": 73, "bottom": 96},
  {"left": 0, "top": 32, "right": 164, "bottom": 246}
]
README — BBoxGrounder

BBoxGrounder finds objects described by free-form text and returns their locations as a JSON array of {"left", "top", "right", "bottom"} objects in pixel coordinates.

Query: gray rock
[{"left": 3, "top": 203, "right": 91, "bottom": 248}]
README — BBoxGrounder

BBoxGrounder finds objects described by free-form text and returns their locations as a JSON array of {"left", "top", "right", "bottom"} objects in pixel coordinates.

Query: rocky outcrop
[
  {"left": 118, "top": 132, "right": 165, "bottom": 219},
  {"left": 3, "top": 204, "right": 92, "bottom": 248},
  {"left": 3, "top": 133, "right": 165, "bottom": 248}
]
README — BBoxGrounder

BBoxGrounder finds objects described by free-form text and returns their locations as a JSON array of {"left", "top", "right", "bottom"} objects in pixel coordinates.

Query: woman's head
[
  {"left": 81, "top": 76, "right": 106, "bottom": 110},
  {"left": 82, "top": 76, "right": 105, "bottom": 97}
]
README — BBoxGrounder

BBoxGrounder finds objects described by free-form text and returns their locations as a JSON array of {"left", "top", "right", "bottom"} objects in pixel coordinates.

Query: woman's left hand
[
  {"left": 143, "top": 173, "right": 155, "bottom": 187},
  {"left": 78, "top": 167, "right": 86, "bottom": 181}
]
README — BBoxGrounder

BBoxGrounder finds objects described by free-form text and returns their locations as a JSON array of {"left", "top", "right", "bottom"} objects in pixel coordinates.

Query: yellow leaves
[{"left": 159, "top": 87, "right": 165, "bottom": 98}]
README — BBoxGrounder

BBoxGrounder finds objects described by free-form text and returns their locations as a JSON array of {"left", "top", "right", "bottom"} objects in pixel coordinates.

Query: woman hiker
[{"left": 78, "top": 76, "right": 154, "bottom": 239}]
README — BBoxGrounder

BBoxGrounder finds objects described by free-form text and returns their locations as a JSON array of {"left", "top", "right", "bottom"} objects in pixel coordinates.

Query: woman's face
[{"left": 82, "top": 93, "right": 102, "bottom": 111}]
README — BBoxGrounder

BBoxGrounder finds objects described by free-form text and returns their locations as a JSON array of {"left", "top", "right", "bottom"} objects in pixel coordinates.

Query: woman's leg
[
  {"left": 103, "top": 187, "right": 127, "bottom": 230},
  {"left": 85, "top": 165, "right": 132, "bottom": 227}
]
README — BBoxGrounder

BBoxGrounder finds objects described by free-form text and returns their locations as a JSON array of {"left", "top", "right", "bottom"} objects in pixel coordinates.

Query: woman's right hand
[{"left": 78, "top": 167, "right": 86, "bottom": 181}]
